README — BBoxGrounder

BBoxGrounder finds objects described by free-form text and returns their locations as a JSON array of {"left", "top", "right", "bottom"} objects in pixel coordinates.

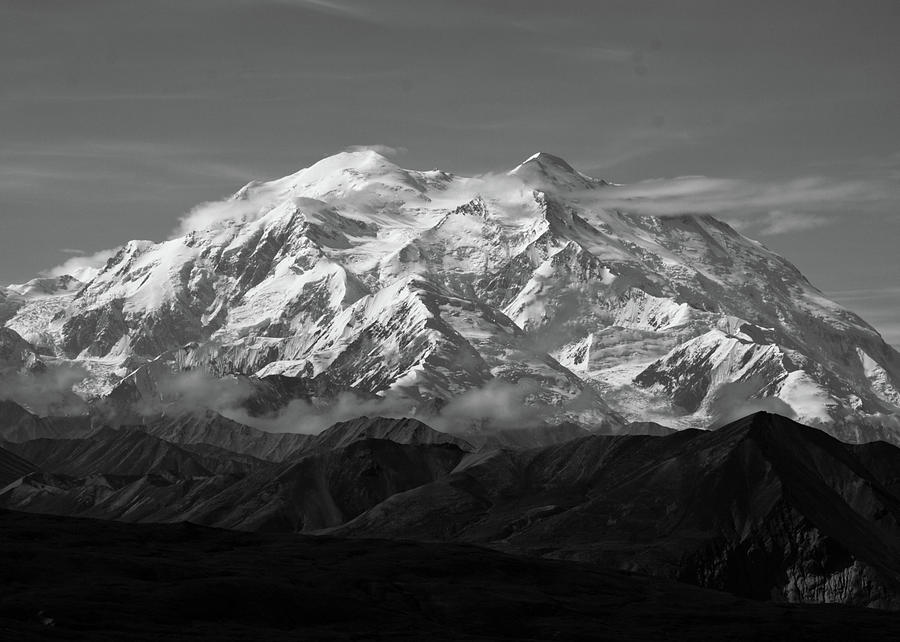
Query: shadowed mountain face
[
  {"left": 0, "top": 327, "right": 44, "bottom": 375},
  {"left": 851, "top": 440, "right": 900, "bottom": 497},
  {"left": 2, "top": 412, "right": 900, "bottom": 609},
  {"left": 310, "top": 416, "right": 474, "bottom": 452},
  {"left": 0, "top": 401, "right": 45, "bottom": 442},
  {"left": 460, "top": 421, "right": 594, "bottom": 450},
  {"left": 3, "top": 427, "right": 262, "bottom": 477},
  {"left": 5, "top": 510, "right": 900, "bottom": 641},
  {"left": 0, "top": 423, "right": 467, "bottom": 532},
  {"left": 0, "top": 400, "right": 93, "bottom": 443},
  {"left": 170, "top": 438, "right": 465, "bottom": 532},
  {"left": 328, "top": 413, "right": 900, "bottom": 608},
  {"left": 133, "top": 411, "right": 315, "bottom": 462},
  {"left": 0, "top": 445, "right": 38, "bottom": 487}
]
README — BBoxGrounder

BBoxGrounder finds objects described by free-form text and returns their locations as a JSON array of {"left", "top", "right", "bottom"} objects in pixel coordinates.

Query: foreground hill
[
  {"left": 2, "top": 412, "right": 900, "bottom": 609},
  {"left": 3, "top": 426, "right": 261, "bottom": 477},
  {"left": 0, "top": 425, "right": 466, "bottom": 531},
  {"left": 0, "top": 445, "right": 38, "bottom": 487},
  {"left": 329, "top": 412, "right": 900, "bottom": 608},
  {"left": 0, "top": 400, "right": 92, "bottom": 443},
  {"left": 2, "top": 509, "right": 900, "bottom": 641}
]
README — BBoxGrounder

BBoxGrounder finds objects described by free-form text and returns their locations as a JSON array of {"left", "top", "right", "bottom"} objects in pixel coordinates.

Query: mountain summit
[
  {"left": 510, "top": 151, "right": 607, "bottom": 190},
  {"left": 2, "top": 150, "right": 898, "bottom": 437}
]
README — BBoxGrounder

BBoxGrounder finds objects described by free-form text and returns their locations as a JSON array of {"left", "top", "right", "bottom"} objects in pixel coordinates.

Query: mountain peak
[
  {"left": 509, "top": 152, "right": 605, "bottom": 190},
  {"left": 518, "top": 151, "right": 579, "bottom": 173},
  {"left": 284, "top": 149, "right": 400, "bottom": 180},
  {"left": 264, "top": 148, "right": 439, "bottom": 203},
  {"left": 311, "top": 416, "right": 474, "bottom": 452},
  {"left": 7, "top": 275, "right": 84, "bottom": 299}
]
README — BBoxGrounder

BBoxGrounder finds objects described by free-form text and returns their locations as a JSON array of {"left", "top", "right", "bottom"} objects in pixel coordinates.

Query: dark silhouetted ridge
[{"left": 310, "top": 416, "right": 474, "bottom": 452}]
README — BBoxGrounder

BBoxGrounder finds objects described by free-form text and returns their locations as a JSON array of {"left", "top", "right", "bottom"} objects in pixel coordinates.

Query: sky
[{"left": 1, "top": 0, "right": 898, "bottom": 346}]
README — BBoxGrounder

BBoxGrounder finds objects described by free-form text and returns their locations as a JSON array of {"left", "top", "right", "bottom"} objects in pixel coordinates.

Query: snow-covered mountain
[{"left": 4, "top": 150, "right": 899, "bottom": 435}]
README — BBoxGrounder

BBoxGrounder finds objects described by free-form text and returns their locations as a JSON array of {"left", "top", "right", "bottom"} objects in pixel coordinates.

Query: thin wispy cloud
[
  {"left": 261, "top": 0, "right": 378, "bottom": 22},
  {"left": 5, "top": 140, "right": 204, "bottom": 161},
  {"left": 0, "top": 165, "right": 109, "bottom": 192},
  {"left": 827, "top": 286, "right": 900, "bottom": 348},
  {"left": 810, "top": 151, "right": 900, "bottom": 182},
  {"left": 544, "top": 44, "right": 634, "bottom": 64},
  {"left": 583, "top": 173, "right": 894, "bottom": 235},
  {"left": 234, "top": 67, "right": 408, "bottom": 82},
  {"left": 189, "top": 0, "right": 376, "bottom": 21},
  {"left": 579, "top": 127, "right": 704, "bottom": 175},
  {"left": 261, "top": 0, "right": 545, "bottom": 31},
  {"left": 753, "top": 210, "right": 827, "bottom": 236},
  {"left": 0, "top": 140, "right": 261, "bottom": 193},
  {"left": 825, "top": 286, "right": 900, "bottom": 301},
  {"left": 2, "top": 91, "right": 213, "bottom": 104},
  {"left": 343, "top": 144, "right": 408, "bottom": 157}
]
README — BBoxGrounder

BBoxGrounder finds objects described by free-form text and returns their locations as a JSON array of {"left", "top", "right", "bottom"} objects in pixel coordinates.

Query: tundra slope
[{"left": 6, "top": 509, "right": 900, "bottom": 641}]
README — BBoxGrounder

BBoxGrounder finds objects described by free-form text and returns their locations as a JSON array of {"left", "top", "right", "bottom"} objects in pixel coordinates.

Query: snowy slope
[
  {"left": 4, "top": 150, "right": 899, "bottom": 433},
  {"left": 4, "top": 276, "right": 85, "bottom": 349}
]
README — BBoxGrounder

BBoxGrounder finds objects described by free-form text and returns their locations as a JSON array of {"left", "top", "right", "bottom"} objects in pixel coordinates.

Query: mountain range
[{"left": 0, "top": 150, "right": 897, "bottom": 439}]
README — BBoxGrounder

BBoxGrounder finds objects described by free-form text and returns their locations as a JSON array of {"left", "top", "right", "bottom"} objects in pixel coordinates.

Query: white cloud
[
  {"left": 708, "top": 378, "right": 797, "bottom": 429},
  {"left": 43, "top": 248, "right": 118, "bottom": 282},
  {"left": 343, "top": 144, "right": 408, "bottom": 157},
  {"left": 434, "top": 379, "right": 545, "bottom": 427},
  {"left": 0, "top": 362, "right": 90, "bottom": 416},
  {"left": 221, "top": 380, "right": 550, "bottom": 435},
  {"left": 173, "top": 190, "right": 273, "bottom": 236},
  {"left": 755, "top": 210, "right": 828, "bottom": 236},
  {"left": 132, "top": 367, "right": 582, "bottom": 436}
]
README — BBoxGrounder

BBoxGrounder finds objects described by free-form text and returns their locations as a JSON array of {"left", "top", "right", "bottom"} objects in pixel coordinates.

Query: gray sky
[{"left": 1, "top": 0, "right": 898, "bottom": 346}]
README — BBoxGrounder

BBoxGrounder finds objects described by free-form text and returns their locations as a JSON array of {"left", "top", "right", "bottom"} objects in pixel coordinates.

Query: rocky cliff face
[{"left": 0, "top": 328, "right": 44, "bottom": 376}]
